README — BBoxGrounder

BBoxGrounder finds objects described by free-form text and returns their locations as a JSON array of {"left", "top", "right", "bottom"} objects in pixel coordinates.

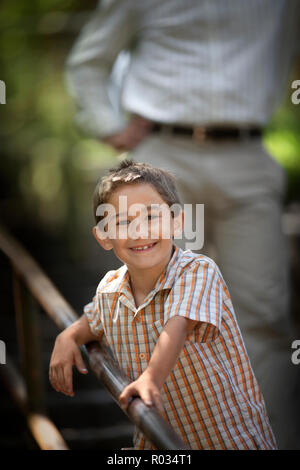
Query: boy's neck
[{"left": 127, "top": 245, "right": 175, "bottom": 306}]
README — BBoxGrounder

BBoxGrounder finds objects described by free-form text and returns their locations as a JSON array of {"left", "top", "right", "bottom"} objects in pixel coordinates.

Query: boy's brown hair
[{"left": 93, "top": 159, "right": 182, "bottom": 224}]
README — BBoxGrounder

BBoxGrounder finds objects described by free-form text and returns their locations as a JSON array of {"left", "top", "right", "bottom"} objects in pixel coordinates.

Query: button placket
[{"left": 132, "top": 311, "right": 148, "bottom": 363}]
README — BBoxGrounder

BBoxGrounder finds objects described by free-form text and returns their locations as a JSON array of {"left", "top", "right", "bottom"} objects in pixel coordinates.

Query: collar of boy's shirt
[{"left": 99, "top": 244, "right": 184, "bottom": 306}]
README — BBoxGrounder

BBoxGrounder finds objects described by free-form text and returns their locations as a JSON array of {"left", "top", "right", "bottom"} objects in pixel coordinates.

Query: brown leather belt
[{"left": 151, "top": 123, "right": 262, "bottom": 142}]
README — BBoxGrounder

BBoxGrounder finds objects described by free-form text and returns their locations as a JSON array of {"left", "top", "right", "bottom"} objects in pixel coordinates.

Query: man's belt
[{"left": 151, "top": 123, "right": 262, "bottom": 142}]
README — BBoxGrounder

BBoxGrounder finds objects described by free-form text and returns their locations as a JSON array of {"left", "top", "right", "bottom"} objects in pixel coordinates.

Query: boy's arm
[
  {"left": 119, "top": 316, "right": 198, "bottom": 414},
  {"left": 49, "top": 314, "right": 101, "bottom": 397},
  {"left": 61, "top": 313, "right": 100, "bottom": 346}
]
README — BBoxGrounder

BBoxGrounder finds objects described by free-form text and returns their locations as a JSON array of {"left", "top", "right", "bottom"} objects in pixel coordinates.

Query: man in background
[{"left": 65, "top": 0, "right": 300, "bottom": 448}]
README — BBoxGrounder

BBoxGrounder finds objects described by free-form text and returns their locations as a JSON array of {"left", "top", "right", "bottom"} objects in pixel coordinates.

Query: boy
[{"left": 49, "top": 159, "right": 276, "bottom": 450}]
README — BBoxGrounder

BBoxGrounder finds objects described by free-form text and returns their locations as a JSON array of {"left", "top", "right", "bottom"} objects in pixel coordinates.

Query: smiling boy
[{"left": 49, "top": 159, "right": 276, "bottom": 450}]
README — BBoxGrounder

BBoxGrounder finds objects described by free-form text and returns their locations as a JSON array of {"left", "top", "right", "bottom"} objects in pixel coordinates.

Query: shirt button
[
  {"left": 135, "top": 316, "right": 141, "bottom": 322},
  {"left": 139, "top": 353, "right": 146, "bottom": 360}
]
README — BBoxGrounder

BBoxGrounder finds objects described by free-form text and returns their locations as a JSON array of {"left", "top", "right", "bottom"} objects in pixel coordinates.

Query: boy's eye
[{"left": 116, "top": 214, "right": 161, "bottom": 225}]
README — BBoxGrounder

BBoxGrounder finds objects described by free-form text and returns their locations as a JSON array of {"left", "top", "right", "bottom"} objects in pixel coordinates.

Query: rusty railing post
[{"left": 12, "top": 268, "right": 46, "bottom": 414}]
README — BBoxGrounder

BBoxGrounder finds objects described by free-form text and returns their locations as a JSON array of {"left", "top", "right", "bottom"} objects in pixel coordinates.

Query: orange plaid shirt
[{"left": 84, "top": 244, "right": 276, "bottom": 450}]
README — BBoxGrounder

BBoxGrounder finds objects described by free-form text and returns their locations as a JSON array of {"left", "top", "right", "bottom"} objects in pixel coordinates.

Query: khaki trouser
[{"left": 131, "top": 134, "right": 300, "bottom": 449}]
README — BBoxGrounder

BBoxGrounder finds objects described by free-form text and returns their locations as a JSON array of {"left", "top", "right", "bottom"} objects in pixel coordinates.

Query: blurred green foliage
[
  {"left": 0, "top": 0, "right": 118, "bottom": 255},
  {"left": 264, "top": 78, "right": 300, "bottom": 202},
  {"left": 0, "top": 0, "right": 300, "bottom": 255}
]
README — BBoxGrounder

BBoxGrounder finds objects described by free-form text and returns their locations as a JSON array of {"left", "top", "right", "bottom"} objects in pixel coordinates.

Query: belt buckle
[{"left": 193, "top": 126, "right": 207, "bottom": 143}]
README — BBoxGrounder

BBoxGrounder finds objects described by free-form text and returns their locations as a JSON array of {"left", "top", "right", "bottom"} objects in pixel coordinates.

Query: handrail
[
  {"left": 0, "top": 226, "right": 190, "bottom": 450},
  {"left": 0, "top": 355, "right": 69, "bottom": 450}
]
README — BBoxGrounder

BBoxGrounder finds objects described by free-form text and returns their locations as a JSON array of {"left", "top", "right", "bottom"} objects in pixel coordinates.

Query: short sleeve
[
  {"left": 84, "top": 269, "right": 117, "bottom": 338},
  {"left": 164, "top": 260, "right": 223, "bottom": 343},
  {"left": 84, "top": 294, "right": 104, "bottom": 339}
]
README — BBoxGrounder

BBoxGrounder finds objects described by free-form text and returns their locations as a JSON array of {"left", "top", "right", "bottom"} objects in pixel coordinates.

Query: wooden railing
[{"left": 0, "top": 226, "right": 189, "bottom": 450}]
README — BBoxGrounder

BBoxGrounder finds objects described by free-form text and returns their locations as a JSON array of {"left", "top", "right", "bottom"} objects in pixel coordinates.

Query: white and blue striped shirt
[{"left": 66, "top": 0, "right": 300, "bottom": 138}]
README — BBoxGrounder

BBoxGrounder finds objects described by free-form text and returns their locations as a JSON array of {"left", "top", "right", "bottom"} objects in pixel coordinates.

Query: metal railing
[{"left": 0, "top": 226, "right": 190, "bottom": 450}]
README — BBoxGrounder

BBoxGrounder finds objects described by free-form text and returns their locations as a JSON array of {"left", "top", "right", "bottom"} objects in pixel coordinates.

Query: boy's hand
[
  {"left": 49, "top": 330, "right": 88, "bottom": 397},
  {"left": 119, "top": 371, "right": 164, "bottom": 415}
]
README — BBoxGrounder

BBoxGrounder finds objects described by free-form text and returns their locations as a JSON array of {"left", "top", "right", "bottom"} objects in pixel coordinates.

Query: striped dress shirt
[
  {"left": 65, "top": 0, "right": 300, "bottom": 138},
  {"left": 84, "top": 244, "right": 277, "bottom": 450}
]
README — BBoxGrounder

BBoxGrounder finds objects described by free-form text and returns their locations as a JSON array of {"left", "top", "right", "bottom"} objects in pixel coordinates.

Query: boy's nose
[{"left": 128, "top": 220, "right": 151, "bottom": 240}]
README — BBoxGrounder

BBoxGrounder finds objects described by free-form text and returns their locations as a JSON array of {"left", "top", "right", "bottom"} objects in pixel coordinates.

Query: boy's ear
[
  {"left": 173, "top": 210, "right": 184, "bottom": 237},
  {"left": 93, "top": 226, "right": 113, "bottom": 250}
]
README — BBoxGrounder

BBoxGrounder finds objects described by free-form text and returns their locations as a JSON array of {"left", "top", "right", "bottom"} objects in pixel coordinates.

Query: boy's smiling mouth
[{"left": 130, "top": 242, "right": 158, "bottom": 252}]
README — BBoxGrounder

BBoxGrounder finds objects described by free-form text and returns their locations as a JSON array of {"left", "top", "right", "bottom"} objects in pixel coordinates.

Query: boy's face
[{"left": 93, "top": 183, "right": 184, "bottom": 272}]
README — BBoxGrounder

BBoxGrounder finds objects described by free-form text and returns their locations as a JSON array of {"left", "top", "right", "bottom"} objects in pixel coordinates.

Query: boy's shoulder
[
  {"left": 177, "top": 249, "right": 221, "bottom": 278},
  {"left": 172, "top": 248, "right": 230, "bottom": 301},
  {"left": 161, "top": 247, "right": 225, "bottom": 295},
  {"left": 95, "top": 265, "right": 127, "bottom": 294}
]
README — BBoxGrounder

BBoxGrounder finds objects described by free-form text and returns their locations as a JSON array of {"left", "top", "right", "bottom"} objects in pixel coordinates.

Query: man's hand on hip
[{"left": 102, "top": 115, "right": 153, "bottom": 151}]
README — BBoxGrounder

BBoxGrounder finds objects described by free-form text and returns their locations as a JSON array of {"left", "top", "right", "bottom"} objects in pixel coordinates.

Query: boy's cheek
[
  {"left": 173, "top": 216, "right": 184, "bottom": 237},
  {"left": 104, "top": 220, "right": 174, "bottom": 241},
  {"left": 151, "top": 219, "right": 174, "bottom": 239}
]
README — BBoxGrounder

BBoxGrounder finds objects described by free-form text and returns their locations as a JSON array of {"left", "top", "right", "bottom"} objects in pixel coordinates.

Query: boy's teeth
[{"left": 133, "top": 243, "right": 154, "bottom": 251}]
